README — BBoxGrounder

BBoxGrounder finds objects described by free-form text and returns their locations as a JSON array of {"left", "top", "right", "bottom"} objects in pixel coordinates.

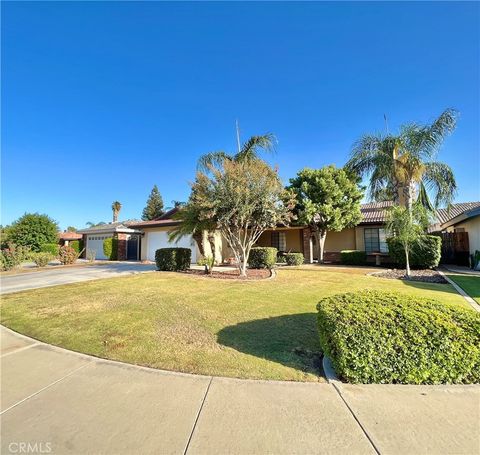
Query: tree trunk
[
  {"left": 239, "top": 250, "right": 247, "bottom": 277},
  {"left": 207, "top": 231, "right": 216, "bottom": 265},
  {"left": 405, "top": 244, "right": 411, "bottom": 278},
  {"left": 404, "top": 180, "right": 416, "bottom": 216},
  {"left": 317, "top": 230, "right": 327, "bottom": 263},
  {"left": 192, "top": 232, "right": 205, "bottom": 257}
]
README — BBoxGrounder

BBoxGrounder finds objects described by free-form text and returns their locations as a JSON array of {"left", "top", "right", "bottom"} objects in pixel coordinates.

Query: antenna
[
  {"left": 235, "top": 119, "right": 241, "bottom": 154},
  {"left": 384, "top": 113, "right": 389, "bottom": 135}
]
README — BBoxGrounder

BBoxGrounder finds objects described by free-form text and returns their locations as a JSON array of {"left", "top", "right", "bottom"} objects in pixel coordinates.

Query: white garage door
[
  {"left": 146, "top": 231, "right": 196, "bottom": 263},
  {"left": 86, "top": 235, "right": 111, "bottom": 260}
]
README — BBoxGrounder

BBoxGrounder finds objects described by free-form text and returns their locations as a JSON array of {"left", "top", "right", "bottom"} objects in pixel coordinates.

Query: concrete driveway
[
  {"left": 1, "top": 326, "right": 478, "bottom": 454},
  {"left": 0, "top": 262, "right": 156, "bottom": 294}
]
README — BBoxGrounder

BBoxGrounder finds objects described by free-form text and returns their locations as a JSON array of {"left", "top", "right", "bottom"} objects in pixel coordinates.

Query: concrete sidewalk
[{"left": 1, "top": 326, "right": 479, "bottom": 454}]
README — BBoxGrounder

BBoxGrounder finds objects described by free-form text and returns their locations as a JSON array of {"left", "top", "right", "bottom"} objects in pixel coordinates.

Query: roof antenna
[
  {"left": 384, "top": 113, "right": 389, "bottom": 135},
  {"left": 235, "top": 119, "right": 241, "bottom": 154}
]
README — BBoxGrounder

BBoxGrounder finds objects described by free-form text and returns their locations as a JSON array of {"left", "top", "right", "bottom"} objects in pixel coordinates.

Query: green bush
[
  {"left": 340, "top": 250, "right": 366, "bottom": 265},
  {"left": 31, "top": 252, "right": 53, "bottom": 267},
  {"left": 285, "top": 252, "right": 304, "bottom": 266},
  {"left": 276, "top": 252, "right": 287, "bottom": 263},
  {"left": 197, "top": 255, "right": 215, "bottom": 274},
  {"left": 0, "top": 243, "right": 30, "bottom": 271},
  {"left": 58, "top": 245, "right": 78, "bottom": 265},
  {"left": 317, "top": 290, "right": 480, "bottom": 384},
  {"left": 103, "top": 237, "right": 118, "bottom": 260},
  {"left": 69, "top": 240, "right": 83, "bottom": 254},
  {"left": 155, "top": 248, "right": 191, "bottom": 271},
  {"left": 248, "top": 247, "right": 277, "bottom": 269},
  {"left": 387, "top": 235, "right": 441, "bottom": 269},
  {"left": 40, "top": 243, "right": 60, "bottom": 256}
]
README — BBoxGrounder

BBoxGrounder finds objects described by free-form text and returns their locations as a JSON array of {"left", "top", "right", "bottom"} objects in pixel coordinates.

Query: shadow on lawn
[{"left": 217, "top": 312, "right": 323, "bottom": 376}]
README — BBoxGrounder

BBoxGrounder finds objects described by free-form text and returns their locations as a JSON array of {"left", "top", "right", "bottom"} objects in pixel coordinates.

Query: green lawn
[
  {"left": 0, "top": 266, "right": 472, "bottom": 381},
  {"left": 446, "top": 274, "right": 480, "bottom": 304}
]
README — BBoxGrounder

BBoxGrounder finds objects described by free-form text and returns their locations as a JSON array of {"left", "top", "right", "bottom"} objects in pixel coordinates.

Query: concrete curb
[
  {"left": 322, "top": 355, "right": 340, "bottom": 383},
  {"left": 437, "top": 270, "right": 480, "bottom": 313}
]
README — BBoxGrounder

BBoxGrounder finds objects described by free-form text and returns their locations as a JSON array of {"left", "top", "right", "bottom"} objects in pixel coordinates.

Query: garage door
[
  {"left": 86, "top": 235, "right": 111, "bottom": 260},
  {"left": 146, "top": 231, "right": 196, "bottom": 263}
]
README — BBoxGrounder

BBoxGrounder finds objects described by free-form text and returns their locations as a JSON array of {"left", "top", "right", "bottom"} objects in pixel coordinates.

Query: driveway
[
  {"left": 0, "top": 262, "right": 156, "bottom": 294},
  {"left": 1, "top": 326, "right": 478, "bottom": 454}
]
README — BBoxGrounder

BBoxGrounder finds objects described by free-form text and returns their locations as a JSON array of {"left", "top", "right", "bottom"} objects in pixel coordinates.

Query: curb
[
  {"left": 437, "top": 270, "right": 480, "bottom": 313},
  {"left": 322, "top": 355, "right": 340, "bottom": 383}
]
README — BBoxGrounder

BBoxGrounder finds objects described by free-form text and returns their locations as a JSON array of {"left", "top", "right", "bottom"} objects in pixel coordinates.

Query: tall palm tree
[
  {"left": 197, "top": 133, "right": 276, "bottom": 171},
  {"left": 346, "top": 109, "right": 458, "bottom": 213},
  {"left": 111, "top": 201, "right": 122, "bottom": 223}
]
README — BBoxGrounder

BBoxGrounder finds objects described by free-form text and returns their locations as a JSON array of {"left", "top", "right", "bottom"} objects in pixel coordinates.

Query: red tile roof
[{"left": 58, "top": 231, "right": 83, "bottom": 240}]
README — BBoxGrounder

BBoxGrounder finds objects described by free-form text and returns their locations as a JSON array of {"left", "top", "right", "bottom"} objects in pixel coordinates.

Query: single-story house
[
  {"left": 58, "top": 231, "right": 83, "bottom": 246},
  {"left": 77, "top": 221, "right": 142, "bottom": 260}
]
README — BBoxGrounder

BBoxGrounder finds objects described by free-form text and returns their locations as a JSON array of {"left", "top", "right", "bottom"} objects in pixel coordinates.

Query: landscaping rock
[{"left": 370, "top": 269, "right": 447, "bottom": 284}]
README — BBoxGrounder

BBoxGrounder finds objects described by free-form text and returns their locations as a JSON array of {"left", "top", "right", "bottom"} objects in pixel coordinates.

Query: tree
[
  {"left": 197, "top": 133, "right": 276, "bottom": 172},
  {"left": 346, "top": 109, "right": 457, "bottom": 213},
  {"left": 111, "top": 201, "right": 122, "bottom": 223},
  {"left": 7, "top": 213, "right": 59, "bottom": 252},
  {"left": 386, "top": 204, "right": 429, "bottom": 278},
  {"left": 142, "top": 185, "right": 164, "bottom": 221},
  {"left": 66, "top": 226, "right": 77, "bottom": 232},
  {"left": 191, "top": 159, "right": 295, "bottom": 277},
  {"left": 289, "top": 166, "right": 363, "bottom": 263}
]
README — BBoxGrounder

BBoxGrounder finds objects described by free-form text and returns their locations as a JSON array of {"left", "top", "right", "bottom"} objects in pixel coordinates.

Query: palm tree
[
  {"left": 111, "top": 201, "right": 122, "bottom": 223},
  {"left": 346, "top": 109, "right": 458, "bottom": 213},
  {"left": 197, "top": 133, "right": 276, "bottom": 171},
  {"left": 86, "top": 221, "right": 106, "bottom": 228}
]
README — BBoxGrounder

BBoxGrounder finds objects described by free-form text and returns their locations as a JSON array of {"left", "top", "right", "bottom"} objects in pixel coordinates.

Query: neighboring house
[
  {"left": 77, "top": 221, "right": 142, "bottom": 260},
  {"left": 58, "top": 231, "right": 83, "bottom": 246}
]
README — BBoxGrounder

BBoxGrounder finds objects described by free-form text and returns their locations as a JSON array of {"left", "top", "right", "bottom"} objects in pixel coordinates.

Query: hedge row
[
  {"left": 248, "top": 247, "right": 277, "bottom": 269},
  {"left": 155, "top": 248, "right": 191, "bottom": 271},
  {"left": 317, "top": 290, "right": 480, "bottom": 384},
  {"left": 387, "top": 235, "right": 441, "bottom": 269},
  {"left": 340, "top": 250, "right": 366, "bottom": 265},
  {"left": 103, "top": 237, "right": 118, "bottom": 261}
]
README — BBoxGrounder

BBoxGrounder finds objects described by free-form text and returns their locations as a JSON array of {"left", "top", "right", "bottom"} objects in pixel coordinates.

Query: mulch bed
[
  {"left": 184, "top": 268, "right": 272, "bottom": 280},
  {"left": 370, "top": 269, "right": 447, "bottom": 284}
]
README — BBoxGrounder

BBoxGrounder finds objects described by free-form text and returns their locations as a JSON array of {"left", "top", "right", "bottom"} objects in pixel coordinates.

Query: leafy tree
[
  {"left": 7, "top": 213, "right": 58, "bottom": 252},
  {"left": 289, "top": 166, "right": 363, "bottom": 263},
  {"left": 66, "top": 226, "right": 77, "bottom": 232},
  {"left": 197, "top": 133, "right": 276, "bottom": 171},
  {"left": 191, "top": 159, "right": 295, "bottom": 277},
  {"left": 112, "top": 201, "right": 122, "bottom": 223},
  {"left": 386, "top": 204, "right": 430, "bottom": 278},
  {"left": 142, "top": 185, "right": 165, "bottom": 221},
  {"left": 346, "top": 108, "right": 457, "bottom": 213}
]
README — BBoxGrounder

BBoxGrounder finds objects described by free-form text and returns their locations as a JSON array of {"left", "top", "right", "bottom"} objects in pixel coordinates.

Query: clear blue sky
[{"left": 2, "top": 1, "right": 479, "bottom": 230}]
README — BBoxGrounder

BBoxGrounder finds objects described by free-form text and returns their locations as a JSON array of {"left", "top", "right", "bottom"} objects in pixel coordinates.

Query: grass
[
  {"left": 0, "top": 266, "right": 472, "bottom": 382},
  {"left": 446, "top": 274, "right": 480, "bottom": 304}
]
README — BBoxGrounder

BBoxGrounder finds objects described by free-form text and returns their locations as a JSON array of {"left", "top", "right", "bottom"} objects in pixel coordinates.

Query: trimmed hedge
[
  {"left": 387, "top": 235, "right": 441, "bottom": 269},
  {"left": 155, "top": 248, "right": 191, "bottom": 271},
  {"left": 103, "top": 237, "right": 118, "bottom": 261},
  {"left": 317, "top": 290, "right": 480, "bottom": 384},
  {"left": 40, "top": 243, "right": 59, "bottom": 256},
  {"left": 285, "top": 252, "right": 304, "bottom": 266},
  {"left": 248, "top": 247, "right": 277, "bottom": 269},
  {"left": 340, "top": 250, "right": 366, "bottom": 265}
]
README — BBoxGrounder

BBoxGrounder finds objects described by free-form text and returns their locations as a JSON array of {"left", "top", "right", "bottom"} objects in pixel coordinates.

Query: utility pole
[{"left": 235, "top": 119, "right": 241, "bottom": 154}]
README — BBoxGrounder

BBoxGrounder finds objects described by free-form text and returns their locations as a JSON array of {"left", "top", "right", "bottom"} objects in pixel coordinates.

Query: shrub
[
  {"left": 103, "top": 237, "right": 118, "bottom": 260},
  {"left": 31, "top": 252, "right": 53, "bottom": 267},
  {"left": 69, "top": 240, "right": 83, "bottom": 254},
  {"left": 317, "top": 290, "right": 480, "bottom": 384},
  {"left": 86, "top": 249, "right": 96, "bottom": 262},
  {"left": 58, "top": 245, "right": 78, "bottom": 265},
  {"left": 340, "top": 250, "right": 367, "bottom": 265},
  {"left": 248, "top": 247, "right": 277, "bottom": 269},
  {"left": 387, "top": 235, "right": 441, "bottom": 269},
  {"left": 285, "top": 252, "right": 304, "bottom": 266},
  {"left": 7, "top": 213, "right": 58, "bottom": 252},
  {"left": 40, "top": 243, "right": 60, "bottom": 256},
  {"left": 155, "top": 248, "right": 191, "bottom": 271},
  {"left": 276, "top": 252, "right": 287, "bottom": 263},
  {"left": 0, "top": 243, "right": 30, "bottom": 271},
  {"left": 197, "top": 255, "right": 215, "bottom": 274}
]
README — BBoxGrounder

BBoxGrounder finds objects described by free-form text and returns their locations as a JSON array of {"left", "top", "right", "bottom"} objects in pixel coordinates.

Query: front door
[{"left": 127, "top": 235, "right": 139, "bottom": 260}]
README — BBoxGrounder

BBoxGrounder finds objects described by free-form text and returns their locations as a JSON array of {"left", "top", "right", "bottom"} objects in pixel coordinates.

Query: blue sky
[{"left": 2, "top": 1, "right": 479, "bottom": 230}]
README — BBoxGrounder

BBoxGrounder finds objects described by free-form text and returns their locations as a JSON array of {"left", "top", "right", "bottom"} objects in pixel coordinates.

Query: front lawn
[
  {"left": 446, "top": 274, "right": 480, "bottom": 304},
  {"left": 0, "top": 266, "right": 472, "bottom": 381}
]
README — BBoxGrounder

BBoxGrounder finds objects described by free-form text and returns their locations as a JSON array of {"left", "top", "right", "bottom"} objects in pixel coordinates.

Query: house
[
  {"left": 58, "top": 231, "right": 83, "bottom": 246},
  {"left": 77, "top": 221, "right": 142, "bottom": 260}
]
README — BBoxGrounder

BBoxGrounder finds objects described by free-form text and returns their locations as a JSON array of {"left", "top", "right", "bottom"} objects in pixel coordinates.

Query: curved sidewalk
[{"left": 1, "top": 326, "right": 479, "bottom": 454}]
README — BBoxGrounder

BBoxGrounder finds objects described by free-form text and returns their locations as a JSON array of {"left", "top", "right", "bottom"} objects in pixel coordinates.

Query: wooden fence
[{"left": 439, "top": 232, "right": 470, "bottom": 266}]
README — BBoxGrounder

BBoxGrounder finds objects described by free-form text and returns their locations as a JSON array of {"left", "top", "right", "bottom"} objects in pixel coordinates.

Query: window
[
  {"left": 364, "top": 228, "right": 388, "bottom": 254},
  {"left": 271, "top": 231, "right": 286, "bottom": 251}
]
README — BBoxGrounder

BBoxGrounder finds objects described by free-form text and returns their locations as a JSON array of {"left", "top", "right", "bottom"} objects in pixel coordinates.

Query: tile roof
[
  {"left": 435, "top": 202, "right": 480, "bottom": 225},
  {"left": 77, "top": 221, "right": 142, "bottom": 234},
  {"left": 129, "top": 208, "right": 181, "bottom": 228},
  {"left": 58, "top": 231, "right": 83, "bottom": 240},
  {"left": 360, "top": 201, "right": 394, "bottom": 224}
]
